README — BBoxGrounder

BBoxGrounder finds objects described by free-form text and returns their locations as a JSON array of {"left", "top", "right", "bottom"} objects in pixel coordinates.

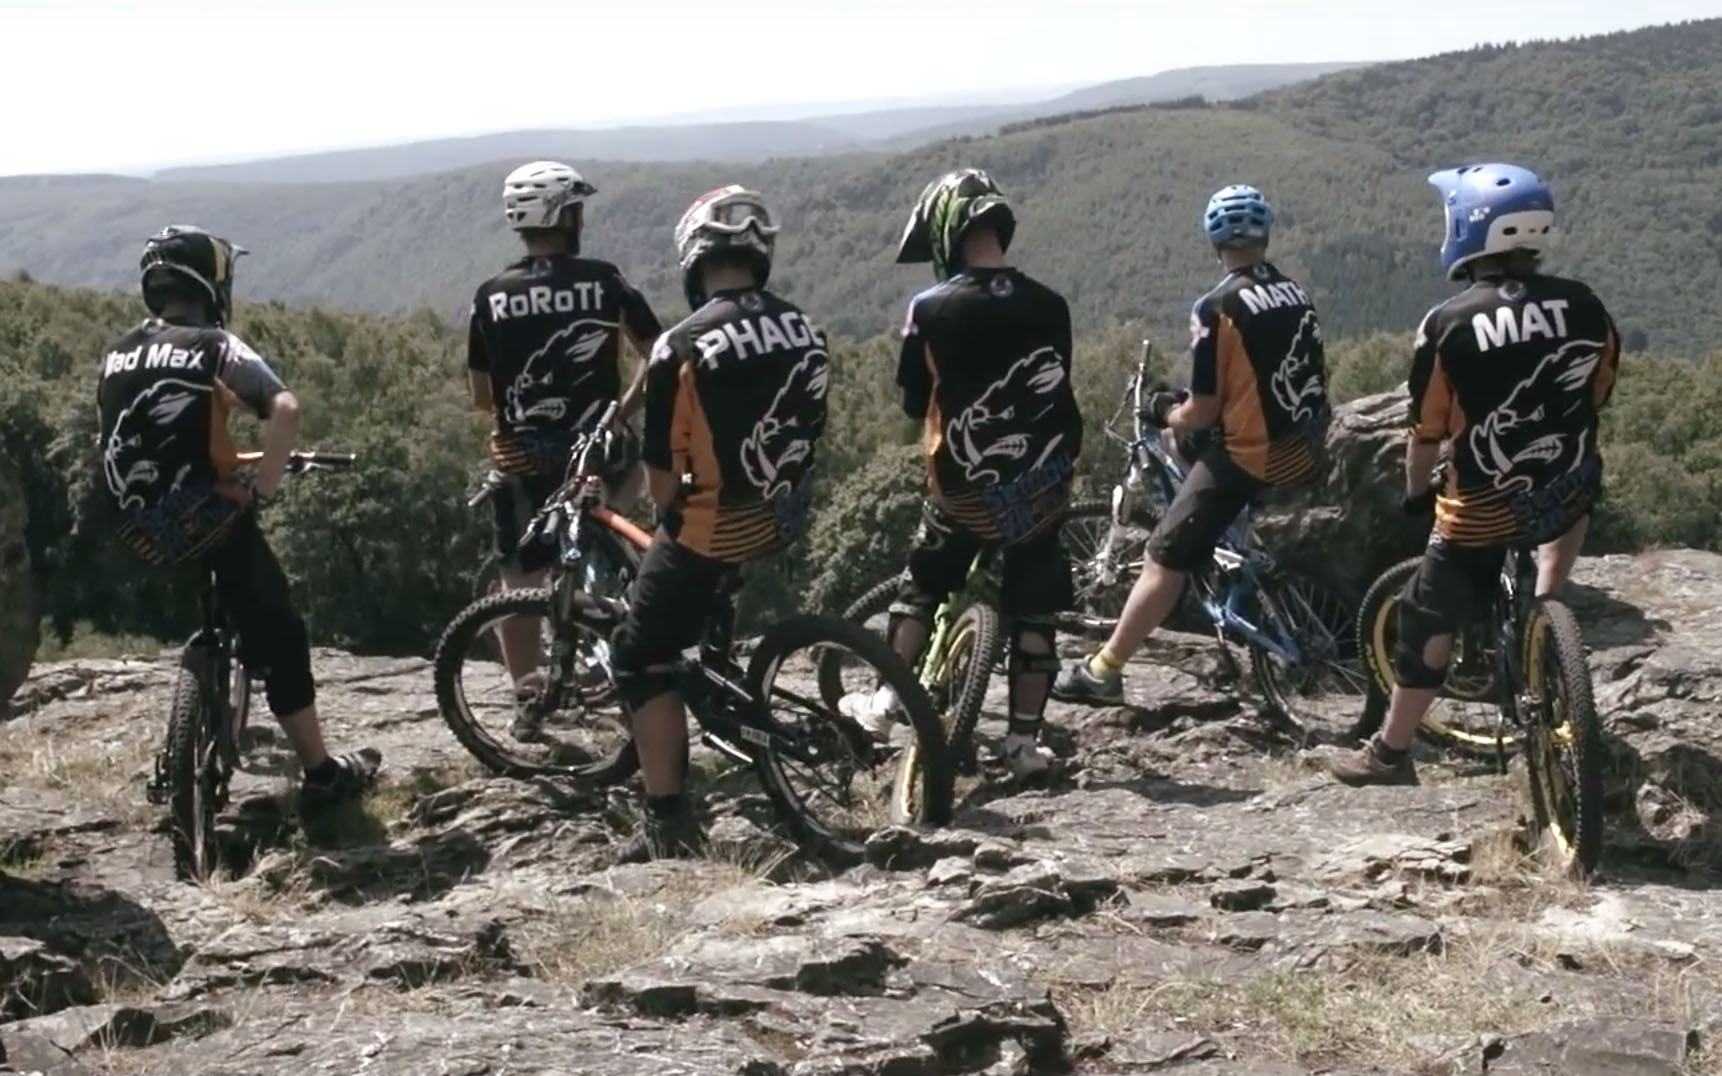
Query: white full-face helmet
[
  {"left": 673, "top": 185, "right": 779, "bottom": 309},
  {"left": 503, "top": 160, "right": 597, "bottom": 232}
]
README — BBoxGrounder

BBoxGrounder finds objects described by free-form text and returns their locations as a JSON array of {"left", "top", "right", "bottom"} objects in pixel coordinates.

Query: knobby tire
[
  {"left": 1357, "top": 555, "right": 1521, "bottom": 758},
  {"left": 164, "top": 647, "right": 219, "bottom": 881},
  {"left": 1523, "top": 599, "right": 1604, "bottom": 876},
  {"left": 431, "top": 587, "right": 633, "bottom": 782},
  {"left": 747, "top": 614, "right": 952, "bottom": 864}
]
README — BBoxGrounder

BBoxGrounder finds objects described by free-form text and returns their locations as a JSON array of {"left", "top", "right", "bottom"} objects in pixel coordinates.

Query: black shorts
[
  {"left": 202, "top": 513, "right": 315, "bottom": 716},
  {"left": 610, "top": 532, "right": 732, "bottom": 689},
  {"left": 898, "top": 499, "right": 1073, "bottom": 620},
  {"left": 491, "top": 472, "right": 562, "bottom": 574},
  {"left": 1146, "top": 449, "right": 1265, "bottom": 573},
  {"left": 1400, "top": 509, "right": 1590, "bottom": 637}
]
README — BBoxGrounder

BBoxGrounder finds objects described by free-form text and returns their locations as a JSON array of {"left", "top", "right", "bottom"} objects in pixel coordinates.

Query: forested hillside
[
  {"left": 5, "top": 275, "right": 1721, "bottom": 660},
  {"left": 147, "top": 63, "right": 1357, "bottom": 183},
  {"left": 0, "top": 19, "right": 1718, "bottom": 353}
]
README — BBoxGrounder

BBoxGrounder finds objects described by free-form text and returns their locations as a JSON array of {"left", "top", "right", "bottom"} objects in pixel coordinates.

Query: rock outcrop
[
  {"left": 0, "top": 454, "right": 35, "bottom": 709},
  {"left": 2, "top": 550, "right": 1720, "bottom": 1074},
  {"left": 1257, "top": 386, "right": 1430, "bottom": 598}
]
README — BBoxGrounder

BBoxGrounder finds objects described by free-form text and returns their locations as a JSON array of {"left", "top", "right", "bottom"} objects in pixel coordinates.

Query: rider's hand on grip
[{"left": 1142, "top": 389, "right": 1188, "bottom": 430}]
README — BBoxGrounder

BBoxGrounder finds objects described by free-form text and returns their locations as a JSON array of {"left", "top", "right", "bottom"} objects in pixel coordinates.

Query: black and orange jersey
[
  {"left": 643, "top": 288, "right": 829, "bottom": 563},
  {"left": 95, "top": 318, "right": 285, "bottom": 563},
  {"left": 467, "top": 254, "right": 661, "bottom": 477},
  {"left": 1409, "top": 272, "right": 1620, "bottom": 547},
  {"left": 1188, "top": 261, "right": 1331, "bottom": 486},
  {"left": 896, "top": 268, "right": 1083, "bottom": 545}
]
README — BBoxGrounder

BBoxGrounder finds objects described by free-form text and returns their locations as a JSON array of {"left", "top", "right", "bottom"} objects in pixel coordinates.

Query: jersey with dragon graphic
[
  {"left": 467, "top": 254, "right": 661, "bottom": 476},
  {"left": 1188, "top": 262, "right": 1331, "bottom": 486},
  {"left": 644, "top": 289, "right": 829, "bottom": 563},
  {"left": 896, "top": 268, "right": 1084, "bottom": 545},
  {"left": 95, "top": 319, "right": 285, "bottom": 564},
  {"left": 1409, "top": 273, "right": 1620, "bottom": 547}
]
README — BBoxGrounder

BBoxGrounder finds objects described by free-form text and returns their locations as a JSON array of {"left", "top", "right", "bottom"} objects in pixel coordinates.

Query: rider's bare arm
[
  {"left": 617, "top": 279, "right": 665, "bottom": 423},
  {"left": 617, "top": 330, "right": 651, "bottom": 421},
  {"left": 1168, "top": 393, "right": 1220, "bottom": 432},
  {"left": 216, "top": 332, "right": 296, "bottom": 498}
]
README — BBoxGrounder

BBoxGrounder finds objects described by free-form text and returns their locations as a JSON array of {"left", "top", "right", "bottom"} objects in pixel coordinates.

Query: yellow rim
[
  {"left": 892, "top": 621, "right": 980, "bottom": 823},
  {"left": 1522, "top": 608, "right": 1580, "bottom": 863},
  {"left": 1368, "top": 579, "right": 1519, "bottom": 748}
]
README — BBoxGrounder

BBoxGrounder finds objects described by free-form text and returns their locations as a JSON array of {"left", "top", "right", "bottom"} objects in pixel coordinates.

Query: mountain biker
[
  {"left": 609, "top": 185, "right": 829, "bottom": 861},
  {"left": 1052, "top": 184, "right": 1331, "bottom": 707},
  {"left": 95, "top": 225, "right": 380, "bottom": 810},
  {"left": 847, "top": 168, "right": 1083, "bottom": 780},
  {"left": 465, "top": 160, "right": 664, "bottom": 741},
  {"left": 1329, "top": 163, "right": 1619, "bottom": 786}
]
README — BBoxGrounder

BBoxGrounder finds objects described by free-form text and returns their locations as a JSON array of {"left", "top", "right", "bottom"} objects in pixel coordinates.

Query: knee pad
[
  {"left": 254, "top": 610, "right": 315, "bottom": 715},
  {"left": 609, "top": 623, "right": 681, "bottom": 710},
  {"left": 885, "top": 592, "right": 936, "bottom": 653},
  {"left": 1007, "top": 618, "right": 1061, "bottom": 677},
  {"left": 1392, "top": 598, "right": 1450, "bottom": 689}
]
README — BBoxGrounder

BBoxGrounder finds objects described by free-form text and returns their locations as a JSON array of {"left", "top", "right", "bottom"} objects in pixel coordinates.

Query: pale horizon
[{"left": 4, "top": 0, "right": 1720, "bottom": 176}]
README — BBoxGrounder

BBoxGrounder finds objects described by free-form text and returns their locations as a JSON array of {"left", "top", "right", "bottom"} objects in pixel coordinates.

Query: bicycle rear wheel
[
  {"left": 745, "top": 614, "right": 950, "bottom": 865},
  {"left": 1521, "top": 599, "right": 1604, "bottom": 876},
  {"left": 1357, "top": 556, "right": 1520, "bottom": 757},
  {"left": 432, "top": 588, "right": 633, "bottom": 780},
  {"left": 164, "top": 646, "right": 220, "bottom": 881}
]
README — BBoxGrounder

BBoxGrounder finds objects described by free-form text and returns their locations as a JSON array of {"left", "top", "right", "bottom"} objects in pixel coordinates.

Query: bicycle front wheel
[
  {"left": 1248, "top": 567, "right": 1367, "bottom": 734},
  {"left": 1521, "top": 598, "right": 1604, "bottom": 877},
  {"left": 745, "top": 614, "right": 951, "bottom": 865},
  {"left": 1058, "top": 498, "right": 1151, "bottom": 637},
  {"left": 164, "top": 646, "right": 220, "bottom": 881},
  {"left": 1357, "top": 556, "right": 1520, "bottom": 757}
]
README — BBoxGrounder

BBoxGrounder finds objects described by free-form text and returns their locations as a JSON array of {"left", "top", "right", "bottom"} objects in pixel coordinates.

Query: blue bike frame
[{"left": 1102, "top": 345, "right": 1306, "bottom": 666}]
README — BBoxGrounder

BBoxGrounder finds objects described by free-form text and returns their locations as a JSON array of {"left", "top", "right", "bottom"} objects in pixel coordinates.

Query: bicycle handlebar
[{"left": 235, "top": 450, "right": 358, "bottom": 474}]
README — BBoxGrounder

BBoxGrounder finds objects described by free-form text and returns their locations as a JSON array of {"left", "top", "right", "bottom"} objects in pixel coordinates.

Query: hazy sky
[{"left": 4, "top": 0, "right": 1719, "bottom": 175}]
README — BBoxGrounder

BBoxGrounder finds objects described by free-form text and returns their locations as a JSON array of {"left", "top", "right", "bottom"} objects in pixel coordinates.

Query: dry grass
[
  {"left": 0, "top": 716, "right": 158, "bottom": 826},
  {"left": 1053, "top": 928, "right": 1714, "bottom": 1073},
  {"left": 510, "top": 858, "right": 766, "bottom": 988}
]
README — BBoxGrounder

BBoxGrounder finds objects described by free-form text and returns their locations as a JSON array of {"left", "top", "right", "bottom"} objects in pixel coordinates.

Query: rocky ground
[{"left": 3, "top": 551, "right": 1721, "bottom": 1076}]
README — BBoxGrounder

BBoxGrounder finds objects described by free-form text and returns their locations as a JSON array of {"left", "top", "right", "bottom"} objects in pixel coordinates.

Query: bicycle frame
[
  {"left": 1094, "top": 344, "right": 1308, "bottom": 666},
  {"left": 914, "top": 549, "right": 995, "bottom": 693}
]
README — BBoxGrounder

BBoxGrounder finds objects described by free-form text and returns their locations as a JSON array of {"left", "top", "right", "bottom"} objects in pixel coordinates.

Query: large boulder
[
  {"left": 0, "top": 453, "right": 36, "bottom": 709},
  {"left": 1256, "top": 386, "right": 1430, "bottom": 599}
]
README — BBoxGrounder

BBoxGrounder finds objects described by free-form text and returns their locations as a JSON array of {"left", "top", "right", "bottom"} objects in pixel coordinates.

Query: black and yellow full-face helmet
[
  {"left": 894, "top": 168, "right": 1016, "bottom": 281},
  {"left": 139, "top": 225, "right": 247, "bottom": 326}
]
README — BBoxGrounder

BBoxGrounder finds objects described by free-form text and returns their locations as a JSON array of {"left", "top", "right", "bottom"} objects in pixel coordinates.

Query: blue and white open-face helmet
[
  {"left": 1427, "top": 163, "right": 1553, "bottom": 280},
  {"left": 1202, "top": 184, "right": 1273, "bottom": 247}
]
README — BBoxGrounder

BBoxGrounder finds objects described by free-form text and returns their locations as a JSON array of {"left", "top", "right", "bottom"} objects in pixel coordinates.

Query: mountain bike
[
  {"left": 1357, "top": 543, "right": 1603, "bottom": 874},
  {"left": 815, "top": 549, "right": 1003, "bottom": 818},
  {"left": 146, "top": 450, "right": 356, "bottom": 880},
  {"left": 433, "top": 404, "right": 951, "bottom": 862},
  {"left": 1059, "top": 340, "right": 1366, "bottom": 733}
]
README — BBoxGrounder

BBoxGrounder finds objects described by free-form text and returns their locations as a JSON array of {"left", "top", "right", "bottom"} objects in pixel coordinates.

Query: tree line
[{"left": 3, "top": 275, "right": 1718, "bottom": 661}]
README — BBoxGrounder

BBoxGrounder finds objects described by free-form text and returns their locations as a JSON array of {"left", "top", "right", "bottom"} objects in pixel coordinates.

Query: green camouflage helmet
[{"left": 894, "top": 168, "right": 1016, "bottom": 281}]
